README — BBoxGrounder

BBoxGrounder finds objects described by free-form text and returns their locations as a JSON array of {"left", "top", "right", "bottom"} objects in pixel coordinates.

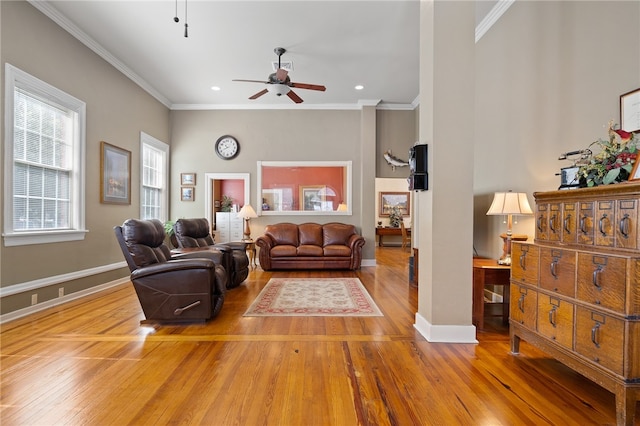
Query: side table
[
  {"left": 472, "top": 258, "right": 511, "bottom": 330},
  {"left": 243, "top": 239, "right": 257, "bottom": 269}
]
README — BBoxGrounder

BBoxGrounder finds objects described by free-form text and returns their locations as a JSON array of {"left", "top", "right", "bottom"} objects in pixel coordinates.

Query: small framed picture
[
  {"left": 620, "top": 88, "right": 640, "bottom": 133},
  {"left": 181, "top": 186, "right": 195, "bottom": 201},
  {"left": 629, "top": 161, "right": 640, "bottom": 182},
  {"left": 181, "top": 173, "right": 196, "bottom": 186}
]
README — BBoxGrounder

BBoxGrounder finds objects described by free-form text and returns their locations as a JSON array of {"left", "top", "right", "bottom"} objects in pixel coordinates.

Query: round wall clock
[{"left": 215, "top": 135, "right": 240, "bottom": 160}]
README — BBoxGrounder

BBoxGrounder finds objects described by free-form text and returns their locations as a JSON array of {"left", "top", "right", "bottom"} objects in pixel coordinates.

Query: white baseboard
[
  {"left": 361, "top": 258, "right": 376, "bottom": 267},
  {"left": 414, "top": 312, "right": 478, "bottom": 343},
  {"left": 0, "top": 278, "right": 129, "bottom": 325}
]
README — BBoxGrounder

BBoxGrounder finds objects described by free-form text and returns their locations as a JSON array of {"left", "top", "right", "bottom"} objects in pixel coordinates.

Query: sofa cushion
[
  {"left": 297, "top": 245, "right": 324, "bottom": 256},
  {"left": 271, "top": 245, "right": 298, "bottom": 257},
  {"left": 298, "top": 223, "right": 323, "bottom": 246},
  {"left": 323, "top": 245, "right": 352, "bottom": 257},
  {"left": 323, "top": 223, "right": 356, "bottom": 246},
  {"left": 265, "top": 223, "right": 299, "bottom": 246}
]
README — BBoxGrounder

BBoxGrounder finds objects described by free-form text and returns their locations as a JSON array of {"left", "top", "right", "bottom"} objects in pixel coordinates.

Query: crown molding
[
  {"left": 28, "top": 0, "right": 172, "bottom": 108},
  {"left": 476, "top": 0, "right": 515, "bottom": 43}
]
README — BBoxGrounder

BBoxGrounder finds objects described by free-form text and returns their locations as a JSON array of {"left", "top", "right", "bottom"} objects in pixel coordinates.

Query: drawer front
[
  {"left": 536, "top": 204, "right": 549, "bottom": 241},
  {"left": 561, "top": 202, "right": 578, "bottom": 244},
  {"left": 547, "top": 203, "right": 562, "bottom": 242},
  {"left": 510, "top": 284, "right": 537, "bottom": 330},
  {"left": 511, "top": 243, "right": 539, "bottom": 285},
  {"left": 616, "top": 199, "right": 638, "bottom": 250},
  {"left": 578, "top": 201, "right": 595, "bottom": 245},
  {"left": 575, "top": 306, "right": 624, "bottom": 375},
  {"left": 594, "top": 200, "right": 615, "bottom": 247},
  {"left": 539, "top": 248, "right": 576, "bottom": 297},
  {"left": 537, "top": 294, "right": 574, "bottom": 350},
  {"left": 576, "top": 254, "right": 626, "bottom": 312}
]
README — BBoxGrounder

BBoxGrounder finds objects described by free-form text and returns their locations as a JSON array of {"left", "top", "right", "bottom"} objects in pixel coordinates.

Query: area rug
[{"left": 243, "top": 278, "right": 383, "bottom": 317}]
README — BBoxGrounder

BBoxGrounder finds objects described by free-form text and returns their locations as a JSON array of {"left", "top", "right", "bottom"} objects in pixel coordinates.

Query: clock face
[{"left": 215, "top": 135, "right": 239, "bottom": 160}]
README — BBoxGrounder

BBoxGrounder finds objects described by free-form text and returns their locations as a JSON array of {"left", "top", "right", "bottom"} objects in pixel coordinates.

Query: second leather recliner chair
[{"left": 173, "top": 218, "right": 249, "bottom": 289}]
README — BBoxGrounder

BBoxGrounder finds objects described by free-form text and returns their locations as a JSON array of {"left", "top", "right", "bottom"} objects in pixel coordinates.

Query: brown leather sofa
[
  {"left": 173, "top": 218, "right": 249, "bottom": 289},
  {"left": 114, "top": 219, "right": 227, "bottom": 323},
  {"left": 256, "top": 222, "right": 365, "bottom": 270}
]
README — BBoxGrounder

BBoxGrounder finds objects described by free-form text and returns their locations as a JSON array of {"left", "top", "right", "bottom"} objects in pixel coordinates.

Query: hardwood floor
[{"left": 1, "top": 247, "right": 638, "bottom": 425}]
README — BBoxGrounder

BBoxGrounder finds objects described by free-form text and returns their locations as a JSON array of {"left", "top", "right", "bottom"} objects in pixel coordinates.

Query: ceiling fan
[{"left": 233, "top": 47, "right": 326, "bottom": 104}]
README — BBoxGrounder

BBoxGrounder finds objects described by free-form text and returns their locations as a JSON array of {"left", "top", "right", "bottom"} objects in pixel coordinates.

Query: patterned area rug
[{"left": 243, "top": 278, "right": 383, "bottom": 317}]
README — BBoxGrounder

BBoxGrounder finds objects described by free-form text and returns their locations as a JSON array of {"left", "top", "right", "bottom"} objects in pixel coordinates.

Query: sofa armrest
[
  {"left": 348, "top": 234, "right": 365, "bottom": 269},
  {"left": 255, "top": 235, "right": 275, "bottom": 270}
]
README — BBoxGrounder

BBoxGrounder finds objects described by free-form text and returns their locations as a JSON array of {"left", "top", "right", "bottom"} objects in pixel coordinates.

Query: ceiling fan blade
[
  {"left": 233, "top": 79, "right": 269, "bottom": 84},
  {"left": 275, "top": 69, "right": 288, "bottom": 82},
  {"left": 249, "top": 89, "right": 269, "bottom": 100},
  {"left": 290, "top": 82, "right": 326, "bottom": 92},
  {"left": 287, "top": 90, "right": 303, "bottom": 104}
]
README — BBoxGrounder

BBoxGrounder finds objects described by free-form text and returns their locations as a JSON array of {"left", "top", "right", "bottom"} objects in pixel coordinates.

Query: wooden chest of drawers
[{"left": 510, "top": 184, "right": 640, "bottom": 425}]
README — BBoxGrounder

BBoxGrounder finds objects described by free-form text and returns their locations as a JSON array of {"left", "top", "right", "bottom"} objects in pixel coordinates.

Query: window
[
  {"left": 3, "top": 64, "right": 87, "bottom": 246},
  {"left": 140, "top": 132, "right": 169, "bottom": 221}
]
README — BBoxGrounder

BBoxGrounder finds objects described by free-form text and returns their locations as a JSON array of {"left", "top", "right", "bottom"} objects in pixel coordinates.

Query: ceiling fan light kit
[
  {"left": 267, "top": 84, "right": 290, "bottom": 96},
  {"left": 233, "top": 47, "right": 326, "bottom": 104}
]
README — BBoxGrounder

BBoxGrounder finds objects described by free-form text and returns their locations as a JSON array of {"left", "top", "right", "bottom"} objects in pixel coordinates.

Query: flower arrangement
[
  {"left": 577, "top": 120, "right": 638, "bottom": 187},
  {"left": 389, "top": 206, "right": 403, "bottom": 228}
]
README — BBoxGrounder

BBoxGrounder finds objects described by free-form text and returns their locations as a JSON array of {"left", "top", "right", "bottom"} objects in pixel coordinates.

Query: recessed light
[
  {"left": 211, "top": 86, "right": 221, "bottom": 91},
  {"left": 354, "top": 85, "right": 364, "bottom": 90}
]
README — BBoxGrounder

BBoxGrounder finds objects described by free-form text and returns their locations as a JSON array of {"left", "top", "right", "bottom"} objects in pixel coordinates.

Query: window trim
[
  {"left": 140, "top": 132, "right": 169, "bottom": 222},
  {"left": 3, "top": 64, "right": 87, "bottom": 247}
]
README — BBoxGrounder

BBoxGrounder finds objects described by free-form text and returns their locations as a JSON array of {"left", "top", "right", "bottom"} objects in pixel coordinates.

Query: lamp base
[{"left": 497, "top": 255, "right": 512, "bottom": 266}]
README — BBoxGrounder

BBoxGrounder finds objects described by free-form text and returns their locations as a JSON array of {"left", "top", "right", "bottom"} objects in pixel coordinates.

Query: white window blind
[
  {"left": 4, "top": 64, "right": 87, "bottom": 246},
  {"left": 140, "top": 133, "right": 168, "bottom": 221}
]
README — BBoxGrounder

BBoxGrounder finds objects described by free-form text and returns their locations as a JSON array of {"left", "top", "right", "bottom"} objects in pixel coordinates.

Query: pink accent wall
[
  {"left": 261, "top": 166, "right": 344, "bottom": 210},
  {"left": 220, "top": 180, "right": 245, "bottom": 206}
]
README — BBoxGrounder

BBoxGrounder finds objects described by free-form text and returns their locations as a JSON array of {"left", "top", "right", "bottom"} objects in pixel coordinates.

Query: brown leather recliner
[
  {"left": 114, "top": 218, "right": 227, "bottom": 323},
  {"left": 173, "top": 218, "right": 249, "bottom": 289}
]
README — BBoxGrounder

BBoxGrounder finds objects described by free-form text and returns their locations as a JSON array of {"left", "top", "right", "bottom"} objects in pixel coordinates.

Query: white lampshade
[
  {"left": 237, "top": 204, "right": 258, "bottom": 219},
  {"left": 486, "top": 191, "right": 533, "bottom": 216},
  {"left": 267, "top": 84, "right": 290, "bottom": 96}
]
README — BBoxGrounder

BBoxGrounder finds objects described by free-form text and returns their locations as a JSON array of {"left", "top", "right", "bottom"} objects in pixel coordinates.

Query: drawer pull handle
[
  {"left": 564, "top": 214, "right": 571, "bottom": 234},
  {"left": 591, "top": 323, "right": 600, "bottom": 348},
  {"left": 598, "top": 214, "right": 609, "bottom": 236},
  {"left": 592, "top": 266, "right": 603, "bottom": 289},
  {"left": 550, "top": 260, "right": 558, "bottom": 279},
  {"left": 619, "top": 214, "right": 630, "bottom": 238},
  {"left": 537, "top": 215, "right": 544, "bottom": 232},
  {"left": 580, "top": 215, "right": 588, "bottom": 234},
  {"left": 518, "top": 294, "right": 525, "bottom": 313},
  {"left": 549, "top": 214, "right": 557, "bottom": 233},
  {"left": 548, "top": 307, "right": 557, "bottom": 327},
  {"left": 519, "top": 253, "right": 526, "bottom": 270}
]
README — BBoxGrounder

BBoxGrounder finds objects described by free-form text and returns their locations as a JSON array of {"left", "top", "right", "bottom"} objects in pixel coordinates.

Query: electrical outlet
[
  {"left": 58, "top": 287, "right": 64, "bottom": 297},
  {"left": 31, "top": 294, "right": 37, "bottom": 305}
]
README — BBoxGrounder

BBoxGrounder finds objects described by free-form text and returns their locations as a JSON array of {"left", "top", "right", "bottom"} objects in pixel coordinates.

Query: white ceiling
[{"left": 35, "top": 1, "right": 503, "bottom": 110}]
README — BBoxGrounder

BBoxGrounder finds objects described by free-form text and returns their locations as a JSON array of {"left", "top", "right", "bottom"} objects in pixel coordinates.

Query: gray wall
[
  {"left": 473, "top": 1, "right": 640, "bottom": 260},
  {"left": 0, "top": 1, "right": 170, "bottom": 315}
]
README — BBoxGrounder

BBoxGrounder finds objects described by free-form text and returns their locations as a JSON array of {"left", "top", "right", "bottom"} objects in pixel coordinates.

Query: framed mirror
[{"left": 257, "top": 161, "right": 352, "bottom": 215}]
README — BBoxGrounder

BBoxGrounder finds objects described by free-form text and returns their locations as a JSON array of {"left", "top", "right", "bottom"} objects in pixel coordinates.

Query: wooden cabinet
[
  {"left": 510, "top": 183, "right": 640, "bottom": 426},
  {"left": 215, "top": 212, "right": 244, "bottom": 243}
]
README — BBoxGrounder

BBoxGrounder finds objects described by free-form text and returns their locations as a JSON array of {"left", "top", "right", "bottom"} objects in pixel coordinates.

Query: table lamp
[
  {"left": 486, "top": 191, "right": 533, "bottom": 265},
  {"left": 237, "top": 204, "right": 258, "bottom": 241}
]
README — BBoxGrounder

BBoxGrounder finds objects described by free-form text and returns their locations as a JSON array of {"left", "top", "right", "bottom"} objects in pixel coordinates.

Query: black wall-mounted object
[{"left": 409, "top": 144, "right": 428, "bottom": 191}]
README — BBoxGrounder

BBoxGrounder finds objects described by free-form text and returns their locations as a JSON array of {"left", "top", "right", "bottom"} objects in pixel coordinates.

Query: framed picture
[
  {"left": 100, "top": 141, "right": 131, "bottom": 204},
  {"left": 181, "top": 186, "right": 195, "bottom": 201},
  {"left": 379, "top": 192, "right": 410, "bottom": 217},
  {"left": 300, "top": 185, "right": 329, "bottom": 211},
  {"left": 621, "top": 88, "right": 640, "bottom": 133},
  {"left": 181, "top": 173, "right": 196, "bottom": 186}
]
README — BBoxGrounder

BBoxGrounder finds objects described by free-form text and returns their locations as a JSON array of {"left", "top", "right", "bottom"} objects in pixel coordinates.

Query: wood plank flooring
[{"left": 1, "top": 247, "right": 638, "bottom": 425}]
